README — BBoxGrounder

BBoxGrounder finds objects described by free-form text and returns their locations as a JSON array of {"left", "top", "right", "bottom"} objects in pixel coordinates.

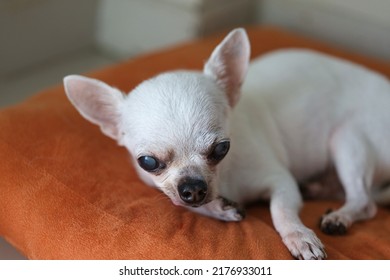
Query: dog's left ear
[{"left": 204, "top": 28, "right": 250, "bottom": 107}]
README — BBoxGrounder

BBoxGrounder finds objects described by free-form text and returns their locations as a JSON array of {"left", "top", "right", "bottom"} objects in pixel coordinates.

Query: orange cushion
[{"left": 1, "top": 26, "right": 390, "bottom": 259}]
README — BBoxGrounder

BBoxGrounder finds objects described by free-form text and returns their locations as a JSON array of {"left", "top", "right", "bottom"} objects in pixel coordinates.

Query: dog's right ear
[
  {"left": 204, "top": 28, "right": 250, "bottom": 108},
  {"left": 63, "top": 75, "right": 124, "bottom": 140}
]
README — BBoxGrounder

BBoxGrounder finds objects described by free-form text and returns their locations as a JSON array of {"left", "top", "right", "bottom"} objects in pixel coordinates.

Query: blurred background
[
  {"left": 1, "top": 0, "right": 390, "bottom": 109},
  {"left": 0, "top": 0, "right": 389, "bottom": 259}
]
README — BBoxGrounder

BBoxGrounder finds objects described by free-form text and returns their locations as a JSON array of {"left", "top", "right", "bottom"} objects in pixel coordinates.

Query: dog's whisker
[{"left": 160, "top": 174, "right": 171, "bottom": 184}]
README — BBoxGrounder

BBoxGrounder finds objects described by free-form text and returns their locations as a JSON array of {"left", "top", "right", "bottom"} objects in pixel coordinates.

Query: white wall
[
  {"left": 96, "top": 0, "right": 255, "bottom": 58},
  {"left": 0, "top": 0, "right": 255, "bottom": 76},
  {"left": 0, "top": 0, "right": 98, "bottom": 76},
  {"left": 2, "top": 0, "right": 389, "bottom": 78},
  {"left": 257, "top": 0, "right": 390, "bottom": 60}
]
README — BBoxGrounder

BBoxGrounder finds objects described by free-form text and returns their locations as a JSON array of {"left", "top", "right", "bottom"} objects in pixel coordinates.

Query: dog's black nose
[{"left": 178, "top": 179, "right": 207, "bottom": 205}]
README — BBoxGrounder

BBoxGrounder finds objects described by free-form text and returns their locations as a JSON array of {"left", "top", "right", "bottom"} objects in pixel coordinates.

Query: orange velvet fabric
[{"left": 1, "top": 26, "right": 390, "bottom": 259}]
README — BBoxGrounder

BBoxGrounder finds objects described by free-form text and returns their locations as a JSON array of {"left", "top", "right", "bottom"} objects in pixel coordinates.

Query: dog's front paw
[{"left": 282, "top": 228, "right": 326, "bottom": 260}]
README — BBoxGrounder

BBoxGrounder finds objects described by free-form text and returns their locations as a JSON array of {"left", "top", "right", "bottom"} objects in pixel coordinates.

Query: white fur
[{"left": 64, "top": 28, "right": 390, "bottom": 259}]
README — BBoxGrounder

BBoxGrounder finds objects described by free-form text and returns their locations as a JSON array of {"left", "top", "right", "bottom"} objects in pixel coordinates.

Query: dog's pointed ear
[
  {"left": 63, "top": 75, "right": 124, "bottom": 140},
  {"left": 204, "top": 28, "right": 250, "bottom": 107}
]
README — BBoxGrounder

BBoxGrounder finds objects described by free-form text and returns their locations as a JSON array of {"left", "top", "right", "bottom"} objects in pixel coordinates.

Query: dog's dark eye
[
  {"left": 137, "top": 156, "right": 164, "bottom": 172},
  {"left": 208, "top": 140, "right": 230, "bottom": 163}
]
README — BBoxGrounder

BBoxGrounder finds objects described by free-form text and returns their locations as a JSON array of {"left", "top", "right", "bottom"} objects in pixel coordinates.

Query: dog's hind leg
[{"left": 320, "top": 127, "right": 377, "bottom": 235}]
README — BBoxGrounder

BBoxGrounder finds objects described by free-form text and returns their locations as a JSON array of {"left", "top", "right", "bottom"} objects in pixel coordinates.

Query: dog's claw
[
  {"left": 283, "top": 229, "right": 327, "bottom": 260},
  {"left": 236, "top": 207, "right": 246, "bottom": 219}
]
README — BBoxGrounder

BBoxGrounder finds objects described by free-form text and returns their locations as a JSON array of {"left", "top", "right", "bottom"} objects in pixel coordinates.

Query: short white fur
[{"left": 64, "top": 28, "right": 390, "bottom": 259}]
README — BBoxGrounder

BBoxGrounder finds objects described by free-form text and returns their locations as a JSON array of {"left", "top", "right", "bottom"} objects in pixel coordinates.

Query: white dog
[{"left": 64, "top": 28, "right": 390, "bottom": 259}]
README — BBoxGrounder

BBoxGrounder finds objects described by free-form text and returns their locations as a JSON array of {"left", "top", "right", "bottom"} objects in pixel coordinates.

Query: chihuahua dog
[{"left": 64, "top": 28, "right": 390, "bottom": 259}]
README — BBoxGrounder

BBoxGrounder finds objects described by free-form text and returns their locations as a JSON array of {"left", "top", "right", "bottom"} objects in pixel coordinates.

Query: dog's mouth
[
  {"left": 188, "top": 196, "right": 213, "bottom": 208},
  {"left": 170, "top": 191, "right": 213, "bottom": 208}
]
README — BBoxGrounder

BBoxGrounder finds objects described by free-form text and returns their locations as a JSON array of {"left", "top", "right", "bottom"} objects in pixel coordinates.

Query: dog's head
[{"left": 63, "top": 28, "right": 250, "bottom": 207}]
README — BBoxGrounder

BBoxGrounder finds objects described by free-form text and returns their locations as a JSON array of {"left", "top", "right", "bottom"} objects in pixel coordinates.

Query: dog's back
[{"left": 237, "top": 49, "right": 390, "bottom": 182}]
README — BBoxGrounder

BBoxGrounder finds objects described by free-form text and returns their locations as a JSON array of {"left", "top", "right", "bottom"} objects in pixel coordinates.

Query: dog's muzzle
[{"left": 178, "top": 178, "right": 207, "bottom": 206}]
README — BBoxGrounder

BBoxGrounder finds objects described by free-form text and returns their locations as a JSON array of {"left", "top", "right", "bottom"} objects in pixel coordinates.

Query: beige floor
[{"left": 0, "top": 48, "right": 117, "bottom": 259}]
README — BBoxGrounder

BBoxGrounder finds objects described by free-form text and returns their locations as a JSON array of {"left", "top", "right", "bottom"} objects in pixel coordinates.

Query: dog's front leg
[
  {"left": 187, "top": 197, "right": 245, "bottom": 222},
  {"left": 268, "top": 172, "right": 326, "bottom": 260}
]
